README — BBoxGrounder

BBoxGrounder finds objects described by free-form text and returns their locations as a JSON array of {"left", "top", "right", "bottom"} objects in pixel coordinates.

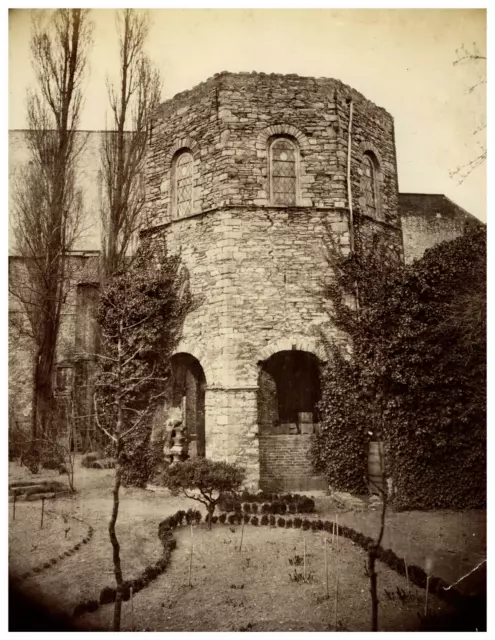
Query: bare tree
[
  {"left": 100, "top": 9, "right": 161, "bottom": 278},
  {"left": 93, "top": 241, "right": 187, "bottom": 631},
  {"left": 10, "top": 9, "right": 93, "bottom": 461},
  {"left": 450, "top": 42, "right": 486, "bottom": 183}
]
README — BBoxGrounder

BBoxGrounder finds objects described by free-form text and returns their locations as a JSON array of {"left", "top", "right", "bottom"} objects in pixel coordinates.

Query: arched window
[
  {"left": 362, "top": 153, "right": 378, "bottom": 217},
  {"left": 172, "top": 150, "right": 194, "bottom": 218},
  {"left": 270, "top": 138, "right": 298, "bottom": 205}
]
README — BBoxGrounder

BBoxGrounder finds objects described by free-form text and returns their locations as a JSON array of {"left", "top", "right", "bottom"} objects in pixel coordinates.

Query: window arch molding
[
  {"left": 171, "top": 149, "right": 194, "bottom": 219},
  {"left": 358, "top": 142, "right": 384, "bottom": 220},
  {"left": 161, "top": 136, "right": 200, "bottom": 220},
  {"left": 268, "top": 135, "right": 300, "bottom": 206},
  {"left": 256, "top": 124, "right": 311, "bottom": 207},
  {"left": 256, "top": 123, "right": 311, "bottom": 157}
]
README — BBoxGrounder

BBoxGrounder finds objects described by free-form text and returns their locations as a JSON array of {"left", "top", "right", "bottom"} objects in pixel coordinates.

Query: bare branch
[{"left": 100, "top": 9, "right": 162, "bottom": 278}]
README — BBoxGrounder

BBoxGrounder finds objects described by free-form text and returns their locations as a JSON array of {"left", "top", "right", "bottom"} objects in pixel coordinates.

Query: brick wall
[{"left": 259, "top": 435, "right": 327, "bottom": 492}]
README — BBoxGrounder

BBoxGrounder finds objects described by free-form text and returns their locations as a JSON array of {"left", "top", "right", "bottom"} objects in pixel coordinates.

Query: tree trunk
[
  {"left": 110, "top": 322, "right": 125, "bottom": 631},
  {"left": 207, "top": 505, "right": 214, "bottom": 530},
  {"left": 368, "top": 549, "right": 379, "bottom": 631},
  {"left": 30, "top": 350, "right": 41, "bottom": 460},
  {"left": 109, "top": 452, "right": 123, "bottom": 631}
]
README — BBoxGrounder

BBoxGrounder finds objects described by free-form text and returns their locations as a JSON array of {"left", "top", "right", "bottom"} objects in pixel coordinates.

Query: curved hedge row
[
  {"left": 73, "top": 500, "right": 469, "bottom": 623},
  {"left": 17, "top": 511, "right": 94, "bottom": 583},
  {"left": 218, "top": 492, "right": 315, "bottom": 515},
  {"left": 212, "top": 511, "right": 466, "bottom": 610},
  {"left": 72, "top": 508, "right": 202, "bottom": 618}
]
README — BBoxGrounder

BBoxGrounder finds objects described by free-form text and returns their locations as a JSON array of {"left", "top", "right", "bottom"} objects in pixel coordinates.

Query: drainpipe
[
  {"left": 346, "top": 98, "right": 360, "bottom": 317},
  {"left": 346, "top": 98, "right": 355, "bottom": 255}
]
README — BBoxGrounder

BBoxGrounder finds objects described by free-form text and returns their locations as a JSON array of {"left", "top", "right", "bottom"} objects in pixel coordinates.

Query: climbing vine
[
  {"left": 313, "top": 218, "right": 486, "bottom": 509},
  {"left": 95, "top": 234, "right": 190, "bottom": 487}
]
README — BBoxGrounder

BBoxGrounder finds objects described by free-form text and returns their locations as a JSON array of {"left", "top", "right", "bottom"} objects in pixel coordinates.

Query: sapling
[
  {"left": 130, "top": 586, "right": 134, "bottom": 631},
  {"left": 325, "top": 538, "right": 329, "bottom": 598},
  {"left": 303, "top": 539, "right": 307, "bottom": 581},
  {"left": 424, "top": 557, "right": 433, "bottom": 616},
  {"left": 239, "top": 520, "right": 245, "bottom": 552},
  {"left": 334, "top": 573, "right": 339, "bottom": 630},
  {"left": 188, "top": 524, "right": 193, "bottom": 587}
]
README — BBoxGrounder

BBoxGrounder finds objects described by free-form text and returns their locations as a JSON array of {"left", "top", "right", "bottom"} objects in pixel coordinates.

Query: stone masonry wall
[
  {"left": 399, "top": 193, "right": 482, "bottom": 264},
  {"left": 146, "top": 72, "right": 400, "bottom": 227},
  {"left": 144, "top": 72, "right": 403, "bottom": 487}
]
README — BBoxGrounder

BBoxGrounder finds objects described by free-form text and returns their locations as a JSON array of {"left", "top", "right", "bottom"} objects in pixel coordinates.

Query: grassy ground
[
  {"left": 79, "top": 524, "right": 451, "bottom": 632},
  {"left": 9, "top": 457, "right": 486, "bottom": 631},
  {"left": 9, "top": 505, "right": 88, "bottom": 576}
]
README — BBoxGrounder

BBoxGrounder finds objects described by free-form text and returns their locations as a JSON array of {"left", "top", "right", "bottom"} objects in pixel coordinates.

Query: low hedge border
[
  {"left": 17, "top": 511, "right": 94, "bottom": 583},
  {"left": 218, "top": 491, "right": 315, "bottom": 515},
  {"left": 72, "top": 508, "right": 201, "bottom": 619},
  {"left": 212, "top": 512, "right": 467, "bottom": 611},
  {"left": 81, "top": 453, "right": 116, "bottom": 470},
  {"left": 72, "top": 501, "right": 469, "bottom": 622}
]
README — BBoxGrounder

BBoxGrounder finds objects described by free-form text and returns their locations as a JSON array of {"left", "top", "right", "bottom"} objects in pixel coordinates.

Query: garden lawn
[
  {"left": 79, "top": 523, "right": 452, "bottom": 632},
  {"left": 9, "top": 504, "right": 88, "bottom": 576},
  {"left": 9, "top": 459, "right": 486, "bottom": 631}
]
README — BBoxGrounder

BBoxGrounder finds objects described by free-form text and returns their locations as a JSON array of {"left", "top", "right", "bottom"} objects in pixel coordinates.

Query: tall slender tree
[
  {"left": 10, "top": 9, "right": 93, "bottom": 459},
  {"left": 94, "top": 237, "right": 189, "bottom": 630},
  {"left": 100, "top": 9, "right": 161, "bottom": 278}
]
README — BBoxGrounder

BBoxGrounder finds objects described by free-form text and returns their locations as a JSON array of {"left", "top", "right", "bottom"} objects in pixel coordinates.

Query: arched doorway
[
  {"left": 257, "top": 350, "right": 325, "bottom": 491},
  {"left": 170, "top": 353, "right": 206, "bottom": 457},
  {"left": 258, "top": 350, "right": 321, "bottom": 432}
]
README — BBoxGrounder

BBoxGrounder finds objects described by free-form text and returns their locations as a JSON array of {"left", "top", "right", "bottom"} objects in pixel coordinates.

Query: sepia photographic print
[{"left": 7, "top": 6, "right": 487, "bottom": 633}]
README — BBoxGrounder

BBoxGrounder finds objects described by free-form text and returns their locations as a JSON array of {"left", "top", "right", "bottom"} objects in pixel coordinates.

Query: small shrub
[
  {"left": 251, "top": 516, "right": 259, "bottom": 526},
  {"left": 243, "top": 502, "right": 251, "bottom": 514},
  {"left": 219, "top": 513, "right": 227, "bottom": 524},
  {"left": 87, "top": 599, "right": 99, "bottom": 613},
  {"left": 288, "top": 503, "right": 296, "bottom": 514},
  {"left": 261, "top": 503, "right": 271, "bottom": 514},
  {"left": 302, "top": 519, "right": 310, "bottom": 531},
  {"left": 261, "top": 514, "right": 269, "bottom": 526},
  {"left": 269, "top": 515, "right": 276, "bottom": 526},
  {"left": 251, "top": 503, "right": 258, "bottom": 514},
  {"left": 73, "top": 602, "right": 88, "bottom": 618},
  {"left": 228, "top": 513, "right": 237, "bottom": 525},
  {"left": 294, "top": 517, "right": 302, "bottom": 528},
  {"left": 211, "top": 515, "right": 218, "bottom": 524},
  {"left": 277, "top": 517, "right": 285, "bottom": 527},
  {"left": 160, "top": 459, "right": 246, "bottom": 529},
  {"left": 243, "top": 513, "right": 250, "bottom": 524},
  {"left": 285, "top": 519, "right": 293, "bottom": 528},
  {"left": 99, "top": 586, "right": 116, "bottom": 605}
]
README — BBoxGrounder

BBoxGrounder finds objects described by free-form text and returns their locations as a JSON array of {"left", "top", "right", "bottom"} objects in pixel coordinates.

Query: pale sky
[{"left": 9, "top": 8, "right": 487, "bottom": 221}]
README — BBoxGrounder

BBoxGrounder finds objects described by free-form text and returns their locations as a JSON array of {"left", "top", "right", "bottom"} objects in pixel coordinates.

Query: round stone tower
[{"left": 144, "top": 71, "right": 402, "bottom": 489}]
